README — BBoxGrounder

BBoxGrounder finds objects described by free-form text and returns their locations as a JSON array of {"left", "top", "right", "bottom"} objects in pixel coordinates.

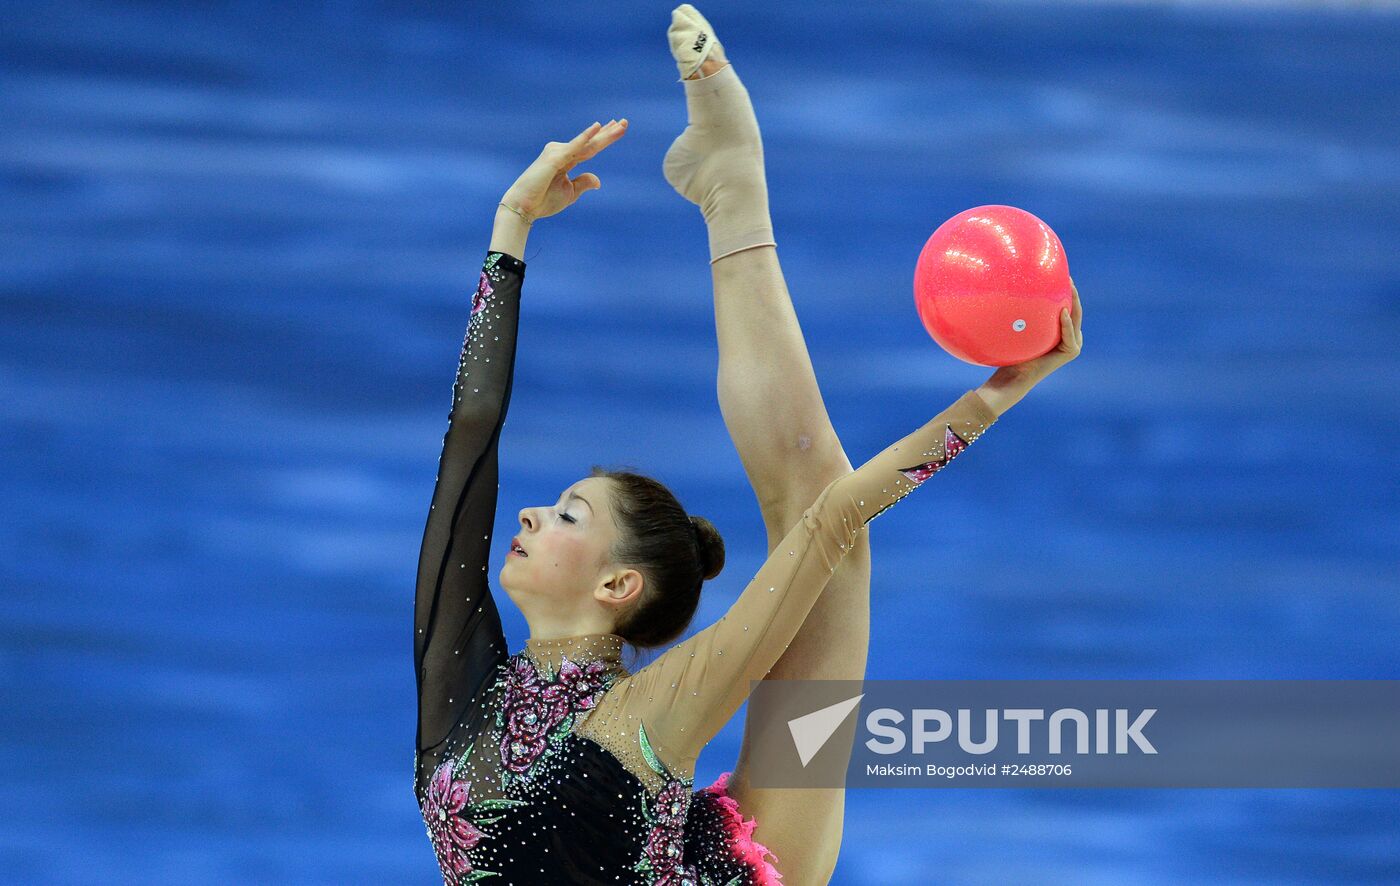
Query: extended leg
[
  {"left": 712, "top": 191, "right": 867, "bottom": 886},
  {"left": 664, "top": 9, "right": 866, "bottom": 882}
]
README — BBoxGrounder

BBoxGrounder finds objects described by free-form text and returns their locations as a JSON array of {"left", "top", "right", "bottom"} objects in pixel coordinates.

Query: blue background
[{"left": 3, "top": 0, "right": 1398, "bottom": 882}]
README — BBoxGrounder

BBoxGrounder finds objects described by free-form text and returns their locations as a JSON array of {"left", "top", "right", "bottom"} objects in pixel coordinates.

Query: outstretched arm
[
  {"left": 414, "top": 121, "right": 627, "bottom": 789},
  {"left": 624, "top": 389, "right": 1000, "bottom": 768},
  {"left": 414, "top": 237, "right": 527, "bottom": 771}
]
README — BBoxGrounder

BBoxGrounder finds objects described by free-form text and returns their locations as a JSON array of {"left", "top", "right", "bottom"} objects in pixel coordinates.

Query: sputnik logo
[{"left": 787, "top": 694, "right": 866, "bottom": 767}]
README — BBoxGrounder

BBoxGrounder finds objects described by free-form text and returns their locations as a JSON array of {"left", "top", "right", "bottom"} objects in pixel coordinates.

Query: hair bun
[{"left": 688, "top": 514, "right": 725, "bottom": 582}]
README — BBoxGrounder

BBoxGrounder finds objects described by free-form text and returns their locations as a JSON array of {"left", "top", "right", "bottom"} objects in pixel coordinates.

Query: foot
[
  {"left": 688, "top": 54, "right": 727, "bottom": 80},
  {"left": 668, "top": 3, "right": 730, "bottom": 81},
  {"left": 663, "top": 5, "right": 775, "bottom": 263}
]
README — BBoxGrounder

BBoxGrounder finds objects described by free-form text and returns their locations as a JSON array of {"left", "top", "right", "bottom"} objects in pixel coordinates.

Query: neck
[
  {"left": 522, "top": 605, "right": 616, "bottom": 644},
  {"left": 522, "top": 631, "right": 628, "bottom": 677}
]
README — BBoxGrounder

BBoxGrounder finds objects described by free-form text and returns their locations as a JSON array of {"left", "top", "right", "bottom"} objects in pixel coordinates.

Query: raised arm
[
  {"left": 625, "top": 389, "right": 1000, "bottom": 767},
  {"left": 413, "top": 236, "right": 525, "bottom": 765},
  {"left": 414, "top": 121, "right": 628, "bottom": 784}
]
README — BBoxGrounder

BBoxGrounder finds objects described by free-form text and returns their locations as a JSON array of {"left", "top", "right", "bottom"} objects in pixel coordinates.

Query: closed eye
[{"left": 557, "top": 512, "right": 576, "bottom": 524}]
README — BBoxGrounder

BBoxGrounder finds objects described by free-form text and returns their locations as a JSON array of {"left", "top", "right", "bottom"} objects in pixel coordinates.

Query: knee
[
  {"left": 802, "top": 437, "right": 853, "bottom": 479},
  {"left": 758, "top": 451, "right": 853, "bottom": 513}
]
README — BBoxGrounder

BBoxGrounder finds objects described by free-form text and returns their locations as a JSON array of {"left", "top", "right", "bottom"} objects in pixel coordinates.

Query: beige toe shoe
[{"left": 667, "top": 3, "right": 728, "bottom": 82}]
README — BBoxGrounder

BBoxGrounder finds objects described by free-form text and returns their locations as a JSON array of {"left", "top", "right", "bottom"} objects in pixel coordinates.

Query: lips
[{"left": 510, "top": 537, "right": 528, "bottom": 558}]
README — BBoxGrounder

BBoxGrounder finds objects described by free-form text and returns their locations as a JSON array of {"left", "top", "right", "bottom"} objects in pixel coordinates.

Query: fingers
[
  {"left": 593, "top": 118, "right": 628, "bottom": 137},
  {"left": 1069, "top": 279, "right": 1081, "bottom": 328},
  {"left": 554, "top": 122, "right": 601, "bottom": 170},
  {"left": 1059, "top": 306, "right": 1081, "bottom": 354},
  {"left": 580, "top": 119, "right": 628, "bottom": 159},
  {"left": 567, "top": 121, "right": 603, "bottom": 150},
  {"left": 560, "top": 119, "right": 628, "bottom": 171}
]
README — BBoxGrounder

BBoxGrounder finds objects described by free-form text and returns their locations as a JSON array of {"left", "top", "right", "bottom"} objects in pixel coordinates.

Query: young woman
[{"left": 413, "top": 7, "right": 1082, "bottom": 884}]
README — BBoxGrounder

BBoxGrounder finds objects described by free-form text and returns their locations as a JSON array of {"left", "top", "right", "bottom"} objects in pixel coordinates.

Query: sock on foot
[
  {"left": 667, "top": 2, "right": 724, "bottom": 82},
  {"left": 664, "top": 6, "right": 777, "bottom": 263}
]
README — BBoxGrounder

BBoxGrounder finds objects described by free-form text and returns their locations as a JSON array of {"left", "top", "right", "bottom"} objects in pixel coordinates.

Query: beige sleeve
[{"left": 616, "top": 389, "right": 999, "bottom": 770}]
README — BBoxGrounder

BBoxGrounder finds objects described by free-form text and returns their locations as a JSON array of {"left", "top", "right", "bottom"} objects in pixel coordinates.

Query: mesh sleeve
[{"left": 414, "top": 251, "right": 526, "bottom": 764}]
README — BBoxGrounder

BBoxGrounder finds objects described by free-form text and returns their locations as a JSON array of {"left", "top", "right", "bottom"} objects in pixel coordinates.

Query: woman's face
[{"left": 500, "top": 476, "right": 629, "bottom": 612}]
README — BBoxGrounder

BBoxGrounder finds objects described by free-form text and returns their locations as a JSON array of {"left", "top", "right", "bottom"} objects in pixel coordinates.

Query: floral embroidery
[
  {"left": 461, "top": 253, "right": 516, "bottom": 368},
  {"left": 472, "top": 269, "right": 493, "bottom": 316},
  {"left": 494, "top": 652, "right": 619, "bottom": 789},
  {"left": 424, "top": 762, "right": 485, "bottom": 883},
  {"left": 422, "top": 740, "right": 526, "bottom": 884},
  {"left": 555, "top": 655, "right": 614, "bottom": 709},
  {"left": 456, "top": 256, "right": 509, "bottom": 399},
  {"left": 633, "top": 721, "right": 713, "bottom": 886}
]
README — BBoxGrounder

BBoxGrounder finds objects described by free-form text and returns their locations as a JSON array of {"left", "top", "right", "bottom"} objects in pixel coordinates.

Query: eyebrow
[{"left": 566, "top": 492, "right": 594, "bottom": 515}]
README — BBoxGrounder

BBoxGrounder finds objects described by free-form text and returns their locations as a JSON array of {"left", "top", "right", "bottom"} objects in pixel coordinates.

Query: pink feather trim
[{"left": 699, "top": 771, "right": 784, "bottom": 885}]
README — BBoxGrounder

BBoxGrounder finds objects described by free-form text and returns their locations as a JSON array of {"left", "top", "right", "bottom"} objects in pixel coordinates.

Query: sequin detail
[
  {"left": 423, "top": 759, "right": 485, "bottom": 880},
  {"left": 865, "top": 410, "right": 989, "bottom": 521},
  {"left": 696, "top": 772, "right": 783, "bottom": 886},
  {"left": 472, "top": 269, "right": 493, "bottom": 316},
  {"left": 456, "top": 252, "right": 514, "bottom": 404},
  {"left": 422, "top": 740, "right": 527, "bottom": 884},
  {"left": 495, "top": 652, "right": 620, "bottom": 788},
  {"left": 634, "top": 721, "right": 700, "bottom": 885},
  {"left": 896, "top": 422, "right": 971, "bottom": 485}
]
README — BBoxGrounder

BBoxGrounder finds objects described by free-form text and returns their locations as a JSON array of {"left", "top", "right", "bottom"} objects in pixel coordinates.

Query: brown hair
[{"left": 588, "top": 464, "right": 725, "bottom": 653}]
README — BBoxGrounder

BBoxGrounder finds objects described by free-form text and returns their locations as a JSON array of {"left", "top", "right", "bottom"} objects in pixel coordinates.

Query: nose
[{"left": 519, "top": 508, "right": 536, "bottom": 532}]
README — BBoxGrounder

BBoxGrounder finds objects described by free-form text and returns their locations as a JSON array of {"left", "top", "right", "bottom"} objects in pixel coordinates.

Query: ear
[{"left": 597, "top": 568, "right": 644, "bottom": 609}]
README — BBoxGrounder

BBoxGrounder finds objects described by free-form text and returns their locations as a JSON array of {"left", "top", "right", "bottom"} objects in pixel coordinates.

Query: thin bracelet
[{"left": 497, "top": 200, "right": 534, "bottom": 225}]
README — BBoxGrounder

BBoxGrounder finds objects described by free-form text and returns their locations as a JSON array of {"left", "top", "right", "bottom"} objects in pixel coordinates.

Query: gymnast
[{"left": 413, "top": 6, "right": 1083, "bottom": 883}]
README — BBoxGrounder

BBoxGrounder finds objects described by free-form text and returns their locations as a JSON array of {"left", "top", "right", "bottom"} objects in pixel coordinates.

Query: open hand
[{"left": 501, "top": 119, "right": 629, "bottom": 222}]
